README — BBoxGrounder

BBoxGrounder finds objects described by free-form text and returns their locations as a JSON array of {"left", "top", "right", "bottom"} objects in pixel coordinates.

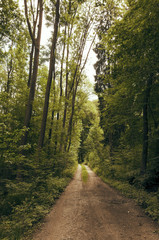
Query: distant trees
[
  {"left": 78, "top": 101, "right": 98, "bottom": 163},
  {"left": 82, "top": 101, "right": 105, "bottom": 170}
]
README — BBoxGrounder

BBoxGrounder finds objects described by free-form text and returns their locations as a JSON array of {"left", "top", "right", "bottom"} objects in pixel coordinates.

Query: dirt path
[{"left": 33, "top": 165, "right": 159, "bottom": 240}]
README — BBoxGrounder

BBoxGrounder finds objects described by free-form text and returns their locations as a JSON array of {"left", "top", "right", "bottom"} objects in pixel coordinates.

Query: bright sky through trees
[
  {"left": 41, "top": 19, "right": 98, "bottom": 100},
  {"left": 19, "top": 0, "right": 98, "bottom": 100}
]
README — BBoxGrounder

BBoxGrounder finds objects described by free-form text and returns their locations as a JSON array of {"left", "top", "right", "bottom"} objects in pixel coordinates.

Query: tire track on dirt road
[{"left": 33, "top": 165, "right": 159, "bottom": 240}]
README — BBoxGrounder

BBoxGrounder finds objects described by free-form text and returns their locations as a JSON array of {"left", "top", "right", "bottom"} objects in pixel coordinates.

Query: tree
[
  {"left": 83, "top": 101, "right": 105, "bottom": 170},
  {"left": 94, "top": 0, "right": 122, "bottom": 155},
  {"left": 21, "top": 0, "right": 43, "bottom": 147},
  {"left": 63, "top": 1, "right": 95, "bottom": 151},
  {"left": 78, "top": 100, "right": 98, "bottom": 163},
  {"left": 42, "top": 0, "right": 96, "bottom": 153},
  {"left": 95, "top": 0, "right": 159, "bottom": 177},
  {"left": 0, "top": 0, "right": 22, "bottom": 44},
  {"left": 38, "top": 0, "right": 60, "bottom": 149},
  {"left": 110, "top": 0, "right": 159, "bottom": 174}
]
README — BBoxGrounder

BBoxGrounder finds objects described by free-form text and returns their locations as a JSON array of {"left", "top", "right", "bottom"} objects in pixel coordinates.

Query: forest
[{"left": 0, "top": 0, "right": 159, "bottom": 239}]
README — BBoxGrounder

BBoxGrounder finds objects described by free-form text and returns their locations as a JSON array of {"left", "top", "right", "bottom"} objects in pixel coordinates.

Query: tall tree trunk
[
  {"left": 59, "top": 2, "right": 79, "bottom": 151},
  {"left": 48, "top": 72, "right": 56, "bottom": 153},
  {"left": 141, "top": 97, "right": 149, "bottom": 175},
  {"left": 140, "top": 77, "right": 152, "bottom": 175},
  {"left": 52, "top": 25, "right": 66, "bottom": 152},
  {"left": 4, "top": 51, "right": 13, "bottom": 114},
  {"left": 59, "top": 24, "right": 70, "bottom": 151},
  {"left": 48, "top": 108, "right": 55, "bottom": 155},
  {"left": 21, "top": 0, "right": 43, "bottom": 146},
  {"left": 63, "top": 32, "right": 87, "bottom": 151},
  {"left": 38, "top": 0, "right": 60, "bottom": 149},
  {"left": 6, "top": 58, "right": 13, "bottom": 94},
  {"left": 56, "top": 25, "right": 66, "bottom": 120},
  {"left": 148, "top": 103, "right": 159, "bottom": 159},
  {"left": 21, "top": 45, "right": 41, "bottom": 145},
  {"left": 65, "top": 88, "right": 76, "bottom": 152},
  {"left": 28, "top": 44, "right": 35, "bottom": 87},
  {"left": 66, "top": 34, "right": 96, "bottom": 151},
  {"left": 27, "top": 1, "right": 38, "bottom": 87}
]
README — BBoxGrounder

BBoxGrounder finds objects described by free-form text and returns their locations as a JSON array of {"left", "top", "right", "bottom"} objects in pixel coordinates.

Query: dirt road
[{"left": 33, "top": 165, "right": 159, "bottom": 240}]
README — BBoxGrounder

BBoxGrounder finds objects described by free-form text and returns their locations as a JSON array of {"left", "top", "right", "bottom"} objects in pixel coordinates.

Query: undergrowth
[
  {"left": 0, "top": 155, "right": 78, "bottom": 240},
  {"left": 81, "top": 164, "right": 88, "bottom": 183}
]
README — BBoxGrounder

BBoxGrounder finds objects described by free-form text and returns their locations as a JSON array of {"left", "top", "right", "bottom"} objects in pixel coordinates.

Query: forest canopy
[{"left": 0, "top": 0, "right": 159, "bottom": 238}]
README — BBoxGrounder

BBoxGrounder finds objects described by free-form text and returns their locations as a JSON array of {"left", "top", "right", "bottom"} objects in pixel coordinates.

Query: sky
[{"left": 83, "top": 43, "right": 98, "bottom": 100}]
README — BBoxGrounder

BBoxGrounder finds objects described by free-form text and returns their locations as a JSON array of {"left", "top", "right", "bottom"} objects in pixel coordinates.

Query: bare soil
[{"left": 33, "top": 165, "right": 159, "bottom": 240}]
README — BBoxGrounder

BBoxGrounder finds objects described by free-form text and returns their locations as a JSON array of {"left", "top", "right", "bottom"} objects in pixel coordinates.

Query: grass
[{"left": 81, "top": 164, "right": 88, "bottom": 183}]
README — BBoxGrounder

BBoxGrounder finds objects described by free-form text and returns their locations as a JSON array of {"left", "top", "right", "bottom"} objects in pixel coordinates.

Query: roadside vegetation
[
  {"left": 82, "top": 0, "right": 159, "bottom": 223},
  {"left": 83, "top": 116, "right": 159, "bottom": 222},
  {"left": 0, "top": 157, "right": 77, "bottom": 240},
  {"left": 81, "top": 165, "right": 88, "bottom": 183},
  {"left": 1, "top": 0, "right": 159, "bottom": 238},
  {"left": 0, "top": 0, "right": 95, "bottom": 239}
]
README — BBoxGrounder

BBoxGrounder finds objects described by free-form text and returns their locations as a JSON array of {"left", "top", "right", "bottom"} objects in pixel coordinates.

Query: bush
[{"left": 0, "top": 155, "right": 78, "bottom": 240}]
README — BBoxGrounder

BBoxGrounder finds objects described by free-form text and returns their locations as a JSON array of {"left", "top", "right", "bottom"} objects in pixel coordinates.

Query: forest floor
[{"left": 32, "top": 165, "right": 159, "bottom": 240}]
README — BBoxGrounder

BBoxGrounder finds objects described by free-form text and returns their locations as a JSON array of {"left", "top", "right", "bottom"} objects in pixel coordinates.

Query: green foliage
[
  {"left": 93, "top": 0, "right": 159, "bottom": 196},
  {"left": 0, "top": 155, "right": 77, "bottom": 240},
  {"left": 84, "top": 113, "right": 106, "bottom": 172},
  {"left": 78, "top": 100, "right": 99, "bottom": 163},
  {"left": 0, "top": 0, "right": 95, "bottom": 239},
  {"left": 0, "top": 0, "right": 24, "bottom": 43},
  {"left": 1, "top": 0, "right": 159, "bottom": 238},
  {"left": 87, "top": 0, "right": 159, "bottom": 224}
]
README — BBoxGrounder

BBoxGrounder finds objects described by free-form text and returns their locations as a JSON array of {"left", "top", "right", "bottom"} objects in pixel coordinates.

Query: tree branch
[{"left": 24, "top": 0, "right": 36, "bottom": 45}]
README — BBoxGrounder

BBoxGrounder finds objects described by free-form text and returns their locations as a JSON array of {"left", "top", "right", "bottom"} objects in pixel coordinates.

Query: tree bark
[
  {"left": 6, "top": 58, "right": 13, "bottom": 94},
  {"left": 21, "top": 0, "right": 43, "bottom": 146},
  {"left": 53, "top": 25, "right": 66, "bottom": 152},
  {"left": 65, "top": 88, "right": 76, "bottom": 152},
  {"left": 38, "top": 0, "right": 60, "bottom": 149},
  {"left": 59, "top": 23, "right": 71, "bottom": 151},
  {"left": 140, "top": 77, "right": 152, "bottom": 175},
  {"left": 59, "top": 1, "right": 79, "bottom": 152},
  {"left": 27, "top": 0, "right": 39, "bottom": 87},
  {"left": 66, "top": 33, "right": 95, "bottom": 151},
  {"left": 48, "top": 71, "right": 56, "bottom": 153},
  {"left": 27, "top": 44, "right": 35, "bottom": 87}
]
